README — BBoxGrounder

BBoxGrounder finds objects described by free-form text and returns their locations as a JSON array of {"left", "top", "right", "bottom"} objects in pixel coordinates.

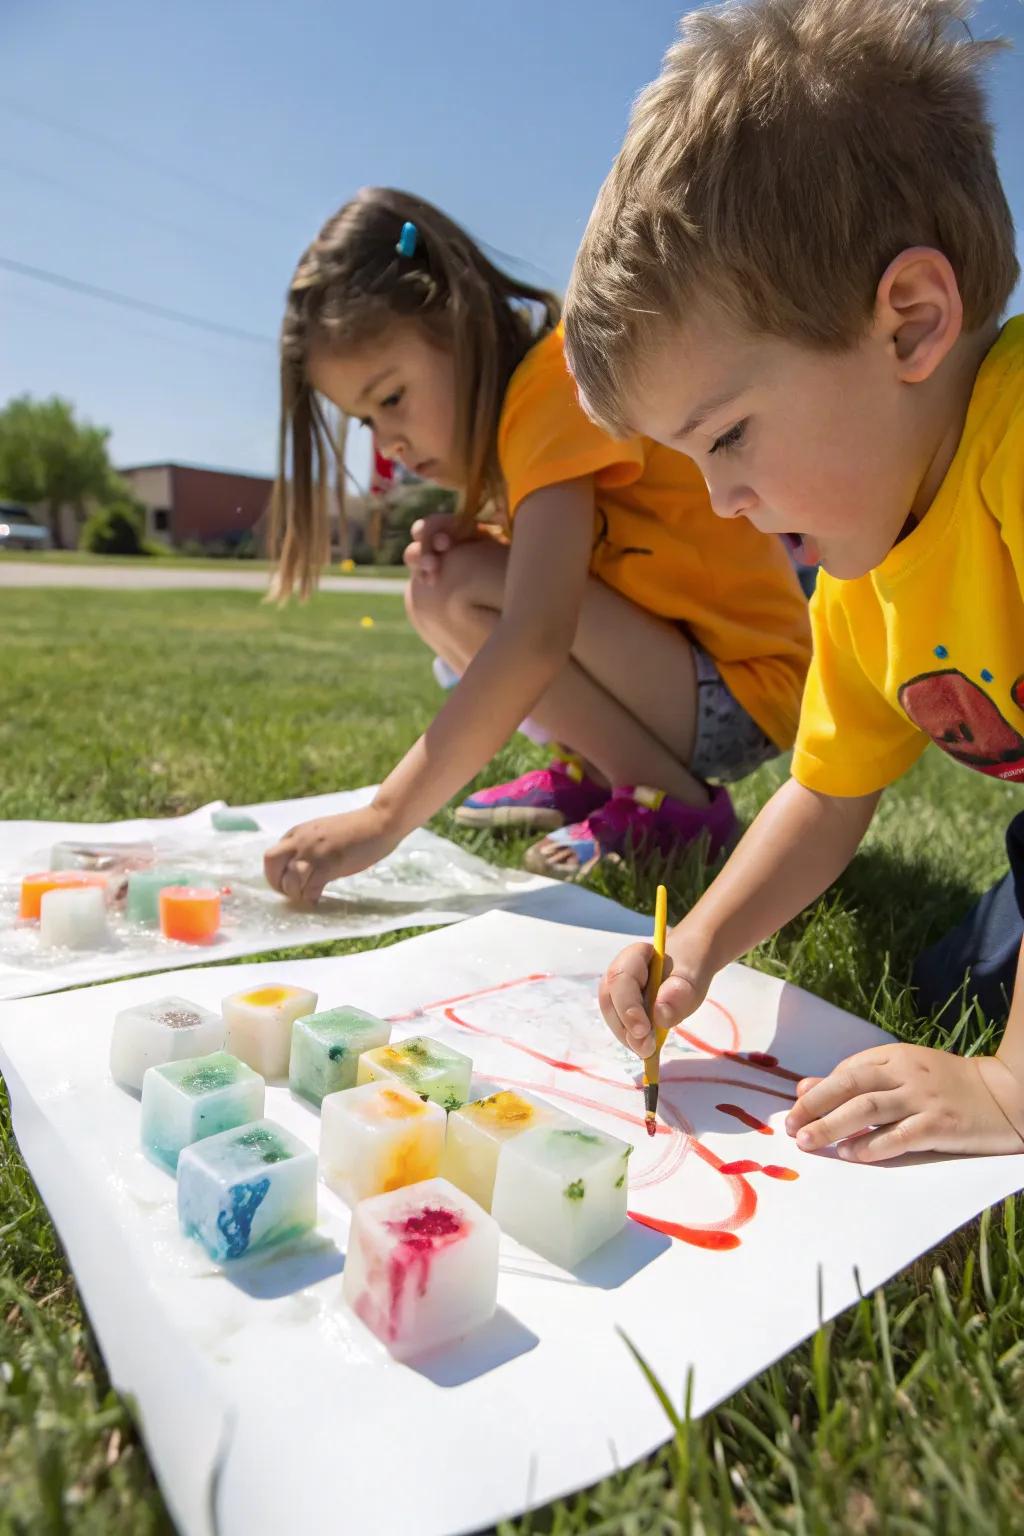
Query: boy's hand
[
  {"left": 264, "top": 805, "right": 397, "bottom": 906},
  {"left": 404, "top": 513, "right": 459, "bottom": 585},
  {"left": 785, "top": 1043, "right": 1024, "bottom": 1160},
  {"left": 599, "top": 936, "right": 713, "bottom": 1058}
]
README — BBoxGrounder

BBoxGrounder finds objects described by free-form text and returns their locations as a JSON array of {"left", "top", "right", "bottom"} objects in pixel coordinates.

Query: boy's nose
[{"left": 706, "top": 476, "right": 757, "bottom": 522}]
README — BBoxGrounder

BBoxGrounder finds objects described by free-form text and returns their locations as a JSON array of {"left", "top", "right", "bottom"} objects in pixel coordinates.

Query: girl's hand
[
  {"left": 785, "top": 1044, "right": 1024, "bottom": 1160},
  {"left": 404, "top": 512, "right": 460, "bottom": 585},
  {"left": 598, "top": 935, "right": 713, "bottom": 1059},
  {"left": 263, "top": 805, "right": 398, "bottom": 906}
]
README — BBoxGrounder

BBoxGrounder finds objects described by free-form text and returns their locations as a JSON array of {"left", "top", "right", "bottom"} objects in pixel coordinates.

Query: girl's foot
[
  {"left": 523, "top": 783, "right": 738, "bottom": 880},
  {"left": 454, "top": 752, "right": 609, "bottom": 831}
]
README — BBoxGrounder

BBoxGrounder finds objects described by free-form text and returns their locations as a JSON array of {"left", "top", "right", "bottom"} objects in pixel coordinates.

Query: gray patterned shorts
[{"left": 690, "top": 644, "right": 781, "bottom": 784}]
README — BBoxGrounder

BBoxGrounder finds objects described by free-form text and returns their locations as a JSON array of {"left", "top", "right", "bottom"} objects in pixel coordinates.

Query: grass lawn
[
  {"left": 0, "top": 550, "right": 406, "bottom": 578},
  {"left": 3, "top": 588, "right": 1023, "bottom": 1534}
]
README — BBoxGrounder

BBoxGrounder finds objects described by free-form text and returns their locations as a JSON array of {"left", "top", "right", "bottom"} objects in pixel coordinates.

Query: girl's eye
[
  {"left": 710, "top": 420, "right": 747, "bottom": 455},
  {"left": 380, "top": 389, "right": 403, "bottom": 410}
]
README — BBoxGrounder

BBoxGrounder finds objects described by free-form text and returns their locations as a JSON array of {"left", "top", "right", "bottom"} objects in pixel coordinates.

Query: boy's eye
[
  {"left": 380, "top": 389, "right": 403, "bottom": 410},
  {"left": 709, "top": 420, "right": 747, "bottom": 455}
]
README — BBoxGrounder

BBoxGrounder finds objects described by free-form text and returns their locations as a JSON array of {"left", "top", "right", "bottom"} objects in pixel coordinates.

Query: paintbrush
[{"left": 642, "top": 883, "right": 668, "bottom": 1137}]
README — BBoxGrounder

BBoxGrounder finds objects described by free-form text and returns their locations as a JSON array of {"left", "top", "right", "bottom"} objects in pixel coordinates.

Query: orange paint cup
[
  {"left": 20, "top": 871, "right": 108, "bottom": 921},
  {"left": 159, "top": 885, "right": 221, "bottom": 945}
]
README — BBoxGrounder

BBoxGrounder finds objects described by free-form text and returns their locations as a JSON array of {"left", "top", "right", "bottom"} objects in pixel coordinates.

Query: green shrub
[{"left": 80, "top": 494, "right": 148, "bottom": 555}]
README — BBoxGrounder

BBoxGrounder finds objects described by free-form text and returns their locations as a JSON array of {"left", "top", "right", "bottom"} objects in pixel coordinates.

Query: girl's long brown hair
[{"left": 270, "top": 187, "right": 560, "bottom": 598}]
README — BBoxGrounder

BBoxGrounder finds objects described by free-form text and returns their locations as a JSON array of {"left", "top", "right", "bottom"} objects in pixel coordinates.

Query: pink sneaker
[
  {"left": 523, "top": 783, "right": 738, "bottom": 879},
  {"left": 455, "top": 755, "right": 609, "bottom": 831}
]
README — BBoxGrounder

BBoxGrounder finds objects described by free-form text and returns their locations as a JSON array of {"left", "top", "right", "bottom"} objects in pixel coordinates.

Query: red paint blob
[
  {"left": 389, "top": 1206, "right": 464, "bottom": 1244},
  {"left": 716, "top": 1102, "right": 773, "bottom": 1134},
  {"left": 629, "top": 1211, "right": 741, "bottom": 1251},
  {"left": 746, "top": 1051, "right": 778, "bottom": 1067},
  {"left": 763, "top": 1164, "right": 799, "bottom": 1181}
]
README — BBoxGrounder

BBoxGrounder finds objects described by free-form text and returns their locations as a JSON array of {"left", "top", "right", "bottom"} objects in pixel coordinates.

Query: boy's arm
[
  {"left": 265, "top": 478, "right": 594, "bottom": 902},
  {"left": 601, "top": 778, "right": 880, "bottom": 1053}
]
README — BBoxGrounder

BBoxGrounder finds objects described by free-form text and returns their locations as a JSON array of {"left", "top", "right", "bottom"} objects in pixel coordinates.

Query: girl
[{"left": 264, "top": 188, "right": 811, "bottom": 903}]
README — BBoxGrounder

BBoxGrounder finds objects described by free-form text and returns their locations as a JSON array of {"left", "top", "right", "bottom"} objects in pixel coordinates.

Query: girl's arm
[
  {"left": 265, "top": 477, "right": 594, "bottom": 900},
  {"left": 375, "top": 475, "right": 594, "bottom": 837}
]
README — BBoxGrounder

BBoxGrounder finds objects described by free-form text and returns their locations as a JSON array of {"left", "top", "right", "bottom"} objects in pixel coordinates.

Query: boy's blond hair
[{"left": 565, "top": 0, "right": 1019, "bottom": 437}]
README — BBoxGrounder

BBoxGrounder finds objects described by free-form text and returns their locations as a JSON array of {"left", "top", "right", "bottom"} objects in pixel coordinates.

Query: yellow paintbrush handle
[{"left": 642, "top": 884, "right": 668, "bottom": 1090}]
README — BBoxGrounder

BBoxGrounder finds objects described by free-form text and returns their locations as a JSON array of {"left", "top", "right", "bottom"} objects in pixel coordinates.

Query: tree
[{"left": 0, "top": 395, "right": 113, "bottom": 548}]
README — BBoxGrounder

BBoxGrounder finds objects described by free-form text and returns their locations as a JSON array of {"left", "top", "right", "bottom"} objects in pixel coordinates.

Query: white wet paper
[
  {"left": 2, "top": 912, "right": 1022, "bottom": 1536},
  {"left": 0, "top": 789, "right": 637, "bottom": 1000}
]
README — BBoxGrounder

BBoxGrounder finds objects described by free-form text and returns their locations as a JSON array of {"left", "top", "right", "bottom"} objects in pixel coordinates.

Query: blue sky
[{"left": 2, "top": 0, "right": 1022, "bottom": 486}]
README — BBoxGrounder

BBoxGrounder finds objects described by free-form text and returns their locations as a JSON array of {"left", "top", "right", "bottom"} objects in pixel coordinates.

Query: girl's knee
[{"left": 405, "top": 538, "right": 501, "bottom": 633}]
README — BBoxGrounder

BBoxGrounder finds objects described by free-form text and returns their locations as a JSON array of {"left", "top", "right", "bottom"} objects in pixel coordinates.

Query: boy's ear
[{"left": 873, "top": 247, "right": 964, "bottom": 385}]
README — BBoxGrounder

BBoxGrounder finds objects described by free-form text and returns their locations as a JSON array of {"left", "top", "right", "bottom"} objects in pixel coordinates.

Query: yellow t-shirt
[
  {"left": 792, "top": 316, "right": 1024, "bottom": 797},
  {"left": 497, "top": 325, "right": 811, "bottom": 749}
]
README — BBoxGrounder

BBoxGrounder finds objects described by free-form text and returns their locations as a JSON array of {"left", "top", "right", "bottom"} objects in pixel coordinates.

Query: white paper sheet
[
  {"left": 0, "top": 789, "right": 643, "bottom": 1000},
  {"left": 2, "top": 912, "right": 1022, "bottom": 1536}
]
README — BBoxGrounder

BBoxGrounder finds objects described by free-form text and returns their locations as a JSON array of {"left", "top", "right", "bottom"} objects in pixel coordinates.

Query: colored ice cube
[
  {"left": 51, "top": 840, "right": 155, "bottom": 873},
  {"left": 320, "top": 1081, "right": 445, "bottom": 1204},
  {"left": 110, "top": 994, "right": 225, "bottom": 1092},
  {"left": 141, "top": 1051, "right": 265, "bottom": 1171},
  {"left": 222, "top": 983, "right": 318, "bottom": 1078},
  {"left": 289, "top": 1006, "right": 392, "bottom": 1106},
  {"left": 356, "top": 1035, "right": 472, "bottom": 1111},
  {"left": 211, "top": 808, "right": 260, "bottom": 832},
  {"left": 126, "top": 869, "right": 192, "bottom": 925},
  {"left": 159, "top": 886, "right": 221, "bottom": 944},
  {"left": 491, "top": 1123, "right": 631, "bottom": 1268},
  {"left": 177, "top": 1119, "right": 317, "bottom": 1263},
  {"left": 441, "top": 1090, "right": 569, "bottom": 1211},
  {"left": 20, "top": 870, "right": 108, "bottom": 920},
  {"left": 39, "top": 885, "right": 109, "bottom": 949},
  {"left": 342, "top": 1176, "right": 499, "bottom": 1359}
]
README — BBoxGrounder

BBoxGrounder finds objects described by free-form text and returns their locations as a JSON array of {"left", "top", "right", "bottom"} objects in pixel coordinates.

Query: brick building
[{"left": 117, "top": 462, "right": 274, "bottom": 550}]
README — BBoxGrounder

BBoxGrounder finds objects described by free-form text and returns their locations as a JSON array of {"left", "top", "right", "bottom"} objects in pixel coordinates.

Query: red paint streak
[
  {"left": 388, "top": 972, "right": 553, "bottom": 1024},
  {"left": 719, "top": 1159, "right": 799, "bottom": 1181},
  {"left": 716, "top": 1102, "right": 773, "bottom": 1134},
  {"left": 444, "top": 1006, "right": 626, "bottom": 1090},
  {"left": 672, "top": 1001, "right": 803, "bottom": 1084},
  {"left": 629, "top": 1211, "right": 741, "bottom": 1251},
  {"left": 659, "top": 1066, "right": 794, "bottom": 1104}
]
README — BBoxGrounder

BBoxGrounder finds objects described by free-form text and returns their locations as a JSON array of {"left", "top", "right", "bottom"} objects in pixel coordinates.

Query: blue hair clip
[{"left": 395, "top": 221, "right": 418, "bottom": 258}]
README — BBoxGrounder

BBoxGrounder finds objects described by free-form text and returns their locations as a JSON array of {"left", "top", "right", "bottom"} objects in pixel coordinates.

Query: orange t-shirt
[{"left": 497, "top": 325, "right": 811, "bottom": 749}]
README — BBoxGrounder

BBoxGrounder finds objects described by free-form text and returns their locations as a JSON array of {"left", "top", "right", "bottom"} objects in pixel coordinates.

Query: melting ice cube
[
  {"left": 356, "top": 1035, "right": 472, "bottom": 1112},
  {"left": 141, "top": 1050, "right": 264, "bottom": 1171},
  {"left": 222, "top": 983, "right": 318, "bottom": 1078},
  {"left": 289, "top": 1006, "right": 391, "bottom": 1107},
  {"left": 320, "top": 1081, "right": 445, "bottom": 1205},
  {"left": 342, "top": 1176, "right": 498, "bottom": 1359},
  {"left": 110, "top": 994, "right": 225, "bottom": 1092},
  {"left": 441, "top": 1090, "right": 569, "bottom": 1211},
  {"left": 177, "top": 1118, "right": 317, "bottom": 1263},
  {"left": 491, "top": 1122, "right": 631, "bottom": 1268}
]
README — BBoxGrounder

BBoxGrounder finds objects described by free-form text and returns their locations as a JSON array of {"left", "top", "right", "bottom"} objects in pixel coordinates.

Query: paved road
[{"left": 0, "top": 561, "right": 407, "bottom": 595}]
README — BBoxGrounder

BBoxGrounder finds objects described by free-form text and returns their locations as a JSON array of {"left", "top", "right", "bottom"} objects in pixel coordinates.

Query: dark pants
[{"left": 913, "top": 810, "right": 1024, "bottom": 1023}]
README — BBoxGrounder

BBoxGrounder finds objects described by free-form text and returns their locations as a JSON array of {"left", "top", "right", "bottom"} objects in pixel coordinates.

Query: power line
[
  {"left": 0, "top": 93, "right": 295, "bottom": 228},
  {"left": 0, "top": 255, "right": 275, "bottom": 347},
  {"left": 0, "top": 155, "right": 254, "bottom": 256}
]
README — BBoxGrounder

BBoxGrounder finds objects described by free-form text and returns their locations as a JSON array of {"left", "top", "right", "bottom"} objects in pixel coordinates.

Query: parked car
[{"left": 0, "top": 503, "right": 52, "bottom": 550}]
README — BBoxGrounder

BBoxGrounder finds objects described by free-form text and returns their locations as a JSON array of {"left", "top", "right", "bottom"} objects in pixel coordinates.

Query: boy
[{"left": 564, "top": 0, "right": 1024, "bottom": 1159}]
